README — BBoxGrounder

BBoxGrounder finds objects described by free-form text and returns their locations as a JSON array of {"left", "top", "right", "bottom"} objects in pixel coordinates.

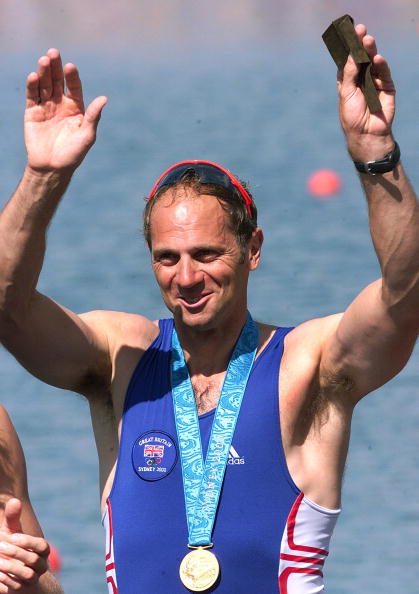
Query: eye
[
  {"left": 154, "top": 252, "right": 179, "bottom": 266},
  {"left": 195, "top": 249, "right": 219, "bottom": 262}
]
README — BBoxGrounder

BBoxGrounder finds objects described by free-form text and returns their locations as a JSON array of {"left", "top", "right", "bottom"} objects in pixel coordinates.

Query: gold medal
[{"left": 179, "top": 547, "right": 220, "bottom": 592}]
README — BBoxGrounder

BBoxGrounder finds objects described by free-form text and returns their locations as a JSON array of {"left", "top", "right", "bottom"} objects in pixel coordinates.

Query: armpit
[{"left": 304, "top": 371, "right": 356, "bottom": 429}]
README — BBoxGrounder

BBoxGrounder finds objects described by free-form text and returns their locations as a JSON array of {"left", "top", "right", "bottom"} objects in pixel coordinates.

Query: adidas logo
[{"left": 228, "top": 445, "right": 245, "bottom": 465}]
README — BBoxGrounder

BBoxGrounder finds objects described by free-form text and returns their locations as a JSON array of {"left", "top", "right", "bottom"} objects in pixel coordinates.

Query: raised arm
[
  {"left": 0, "top": 50, "right": 111, "bottom": 394},
  {"left": 0, "top": 406, "right": 63, "bottom": 593},
  {"left": 320, "top": 24, "right": 418, "bottom": 399}
]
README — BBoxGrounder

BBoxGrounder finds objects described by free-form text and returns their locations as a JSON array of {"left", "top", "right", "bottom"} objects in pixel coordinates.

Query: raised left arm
[{"left": 321, "top": 24, "right": 419, "bottom": 399}]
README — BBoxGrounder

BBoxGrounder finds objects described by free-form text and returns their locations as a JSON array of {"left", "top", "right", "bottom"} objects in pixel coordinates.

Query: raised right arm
[{"left": 0, "top": 49, "right": 110, "bottom": 393}]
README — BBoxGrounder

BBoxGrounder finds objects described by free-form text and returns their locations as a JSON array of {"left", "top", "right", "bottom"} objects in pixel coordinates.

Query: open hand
[
  {"left": 0, "top": 499, "right": 49, "bottom": 592},
  {"left": 338, "top": 24, "right": 396, "bottom": 161},
  {"left": 25, "top": 48, "right": 107, "bottom": 172}
]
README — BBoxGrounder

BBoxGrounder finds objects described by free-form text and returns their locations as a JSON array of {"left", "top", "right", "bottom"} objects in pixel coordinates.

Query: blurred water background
[{"left": 0, "top": 1, "right": 418, "bottom": 592}]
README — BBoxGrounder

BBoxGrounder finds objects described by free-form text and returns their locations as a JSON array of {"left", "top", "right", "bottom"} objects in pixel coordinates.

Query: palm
[
  {"left": 339, "top": 74, "right": 395, "bottom": 137},
  {"left": 24, "top": 49, "right": 106, "bottom": 172},
  {"left": 25, "top": 97, "right": 86, "bottom": 170}
]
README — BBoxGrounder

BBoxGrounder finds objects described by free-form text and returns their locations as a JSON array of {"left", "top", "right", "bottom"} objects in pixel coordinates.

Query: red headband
[{"left": 148, "top": 160, "right": 254, "bottom": 218}]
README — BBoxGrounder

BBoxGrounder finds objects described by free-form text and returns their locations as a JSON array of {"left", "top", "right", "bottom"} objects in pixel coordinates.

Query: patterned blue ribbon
[{"left": 171, "top": 313, "right": 258, "bottom": 546}]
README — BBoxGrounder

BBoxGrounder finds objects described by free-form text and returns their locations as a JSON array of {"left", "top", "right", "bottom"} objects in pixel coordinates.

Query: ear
[{"left": 247, "top": 228, "right": 264, "bottom": 271}]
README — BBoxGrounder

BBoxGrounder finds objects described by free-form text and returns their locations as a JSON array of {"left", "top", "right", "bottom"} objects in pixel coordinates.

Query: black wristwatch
[{"left": 353, "top": 142, "right": 400, "bottom": 175}]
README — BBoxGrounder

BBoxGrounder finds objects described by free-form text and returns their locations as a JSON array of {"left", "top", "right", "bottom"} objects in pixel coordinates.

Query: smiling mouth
[{"left": 178, "top": 295, "right": 210, "bottom": 307}]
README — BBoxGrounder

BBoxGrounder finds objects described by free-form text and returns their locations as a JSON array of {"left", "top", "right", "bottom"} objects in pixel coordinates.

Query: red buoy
[
  {"left": 307, "top": 169, "right": 342, "bottom": 198},
  {"left": 48, "top": 543, "right": 62, "bottom": 573}
]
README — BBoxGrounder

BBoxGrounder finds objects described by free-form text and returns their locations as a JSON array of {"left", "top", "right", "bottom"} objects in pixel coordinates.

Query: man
[
  {"left": 0, "top": 406, "right": 63, "bottom": 593},
  {"left": 0, "top": 21, "right": 417, "bottom": 594}
]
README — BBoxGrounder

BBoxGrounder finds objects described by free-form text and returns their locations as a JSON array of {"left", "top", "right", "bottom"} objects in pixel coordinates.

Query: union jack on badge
[
  {"left": 144, "top": 444, "right": 164, "bottom": 458},
  {"left": 132, "top": 431, "right": 178, "bottom": 482}
]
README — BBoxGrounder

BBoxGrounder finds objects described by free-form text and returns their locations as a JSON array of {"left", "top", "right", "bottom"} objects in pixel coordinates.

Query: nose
[{"left": 176, "top": 256, "right": 204, "bottom": 289}]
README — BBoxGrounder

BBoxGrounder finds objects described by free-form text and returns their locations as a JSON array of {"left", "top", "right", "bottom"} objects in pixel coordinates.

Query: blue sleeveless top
[{"left": 107, "top": 319, "right": 299, "bottom": 593}]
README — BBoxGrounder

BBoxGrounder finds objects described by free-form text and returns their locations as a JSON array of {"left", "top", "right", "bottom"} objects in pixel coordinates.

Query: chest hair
[{"left": 190, "top": 376, "right": 224, "bottom": 415}]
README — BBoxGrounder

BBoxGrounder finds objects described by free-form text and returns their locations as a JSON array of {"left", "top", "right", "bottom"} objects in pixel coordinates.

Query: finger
[
  {"left": 1, "top": 500, "right": 22, "bottom": 535},
  {"left": 37, "top": 55, "right": 53, "bottom": 102},
  {"left": 363, "top": 34, "right": 378, "bottom": 61},
  {"left": 26, "top": 72, "right": 40, "bottom": 108},
  {"left": 354, "top": 23, "right": 367, "bottom": 41},
  {"left": 0, "top": 539, "right": 48, "bottom": 571},
  {"left": 47, "top": 48, "right": 64, "bottom": 98},
  {"left": 83, "top": 95, "right": 108, "bottom": 132},
  {"left": 63, "top": 63, "right": 84, "bottom": 109},
  {"left": 371, "top": 54, "right": 395, "bottom": 90},
  {"left": 337, "top": 23, "right": 365, "bottom": 87},
  {"left": 0, "top": 555, "right": 37, "bottom": 583},
  {"left": 338, "top": 53, "right": 359, "bottom": 90},
  {"left": 0, "top": 570, "right": 24, "bottom": 591},
  {"left": 9, "top": 533, "right": 49, "bottom": 558}
]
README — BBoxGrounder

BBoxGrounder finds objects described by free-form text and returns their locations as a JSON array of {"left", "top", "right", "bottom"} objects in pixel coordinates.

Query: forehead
[{"left": 149, "top": 186, "right": 233, "bottom": 245}]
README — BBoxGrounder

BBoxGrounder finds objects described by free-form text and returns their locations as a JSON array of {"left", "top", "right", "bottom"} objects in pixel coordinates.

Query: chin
[{"left": 172, "top": 305, "right": 220, "bottom": 331}]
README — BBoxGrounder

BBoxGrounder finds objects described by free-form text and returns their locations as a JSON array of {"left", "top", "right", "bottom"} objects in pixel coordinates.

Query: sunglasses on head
[{"left": 147, "top": 160, "right": 253, "bottom": 217}]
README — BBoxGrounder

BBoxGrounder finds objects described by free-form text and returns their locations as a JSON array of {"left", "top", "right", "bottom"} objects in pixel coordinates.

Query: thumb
[
  {"left": 337, "top": 54, "right": 359, "bottom": 92},
  {"left": 1, "top": 498, "right": 23, "bottom": 535},
  {"left": 83, "top": 95, "right": 108, "bottom": 133}
]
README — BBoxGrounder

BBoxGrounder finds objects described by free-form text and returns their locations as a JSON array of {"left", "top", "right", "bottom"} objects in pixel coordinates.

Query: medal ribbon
[{"left": 171, "top": 313, "right": 258, "bottom": 546}]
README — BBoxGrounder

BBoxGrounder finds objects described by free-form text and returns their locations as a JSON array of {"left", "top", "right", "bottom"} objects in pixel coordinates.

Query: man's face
[{"left": 149, "top": 186, "right": 261, "bottom": 333}]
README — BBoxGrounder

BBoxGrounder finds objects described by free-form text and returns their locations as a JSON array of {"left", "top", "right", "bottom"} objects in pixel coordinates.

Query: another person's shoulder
[
  {"left": 0, "top": 405, "right": 20, "bottom": 446},
  {"left": 0, "top": 405, "right": 27, "bottom": 504},
  {"left": 0, "top": 404, "right": 13, "bottom": 428}
]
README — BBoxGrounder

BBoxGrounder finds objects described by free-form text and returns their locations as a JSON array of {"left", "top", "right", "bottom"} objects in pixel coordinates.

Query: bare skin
[
  {"left": 0, "top": 406, "right": 63, "bottom": 593},
  {"left": 0, "top": 24, "right": 417, "bottom": 527}
]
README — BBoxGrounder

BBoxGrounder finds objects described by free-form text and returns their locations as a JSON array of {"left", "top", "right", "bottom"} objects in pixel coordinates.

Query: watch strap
[{"left": 353, "top": 142, "right": 400, "bottom": 175}]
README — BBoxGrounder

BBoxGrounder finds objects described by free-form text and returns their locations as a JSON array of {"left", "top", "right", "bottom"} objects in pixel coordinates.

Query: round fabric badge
[{"left": 132, "top": 431, "right": 178, "bottom": 481}]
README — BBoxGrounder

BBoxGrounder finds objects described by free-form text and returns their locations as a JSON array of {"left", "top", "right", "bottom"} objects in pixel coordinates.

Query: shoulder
[
  {"left": 0, "top": 408, "right": 45, "bottom": 537},
  {"left": 284, "top": 314, "right": 343, "bottom": 353},
  {"left": 0, "top": 405, "right": 22, "bottom": 454},
  {"left": 0, "top": 405, "right": 14, "bottom": 434},
  {"left": 79, "top": 310, "right": 160, "bottom": 352},
  {"left": 279, "top": 314, "right": 347, "bottom": 404},
  {"left": 256, "top": 315, "right": 344, "bottom": 369},
  {"left": 78, "top": 311, "right": 164, "bottom": 408},
  {"left": 0, "top": 410, "right": 51, "bottom": 518}
]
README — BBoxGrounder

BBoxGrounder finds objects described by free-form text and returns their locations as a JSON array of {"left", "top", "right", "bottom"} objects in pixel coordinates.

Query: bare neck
[
  {"left": 175, "top": 317, "right": 247, "bottom": 378},
  {"left": 173, "top": 318, "right": 275, "bottom": 415}
]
